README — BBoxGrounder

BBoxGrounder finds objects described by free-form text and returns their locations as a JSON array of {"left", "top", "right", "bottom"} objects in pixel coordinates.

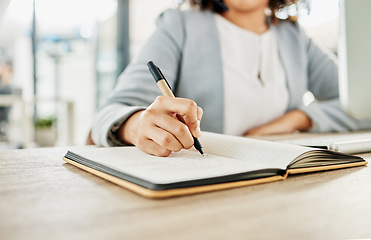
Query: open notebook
[
  {"left": 278, "top": 132, "right": 371, "bottom": 154},
  {"left": 63, "top": 132, "right": 366, "bottom": 199}
]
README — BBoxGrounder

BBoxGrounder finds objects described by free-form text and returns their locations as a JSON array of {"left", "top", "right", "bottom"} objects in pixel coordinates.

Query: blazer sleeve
[
  {"left": 298, "top": 26, "right": 371, "bottom": 132},
  {"left": 92, "top": 9, "right": 185, "bottom": 146}
]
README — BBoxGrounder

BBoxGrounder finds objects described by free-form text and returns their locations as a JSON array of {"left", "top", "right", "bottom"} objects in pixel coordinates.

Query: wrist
[{"left": 117, "top": 111, "right": 143, "bottom": 145}]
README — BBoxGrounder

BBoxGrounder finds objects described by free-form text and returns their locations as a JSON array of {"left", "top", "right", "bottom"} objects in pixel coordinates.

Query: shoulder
[
  {"left": 157, "top": 8, "right": 214, "bottom": 20},
  {"left": 156, "top": 8, "right": 214, "bottom": 30},
  {"left": 274, "top": 20, "right": 306, "bottom": 38},
  {"left": 154, "top": 8, "right": 216, "bottom": 46},
  {"left": 273, "top": 20, "right": 311, "bottom": 49}
]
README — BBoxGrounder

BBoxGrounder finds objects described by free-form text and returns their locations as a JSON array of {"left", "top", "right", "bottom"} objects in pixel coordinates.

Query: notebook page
[
  {"left": 278, "top": 132, "right": 371, "bottom": 154},
  {"left": 70, "top": 147, "right": 271, "bottom": 184},
  {"left": 200, "top": 132, "right": 313, "bottom": 169}
]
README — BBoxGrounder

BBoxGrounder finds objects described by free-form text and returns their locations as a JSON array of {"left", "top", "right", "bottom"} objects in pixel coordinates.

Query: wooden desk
[{"left": 1, "top": 144, "right": 371, "bottom": 240}]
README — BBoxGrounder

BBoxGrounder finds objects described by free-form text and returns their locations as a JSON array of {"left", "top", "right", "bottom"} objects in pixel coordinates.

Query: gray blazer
[{"left": 92, "top": 9, "right": 371, "bottom": 147}]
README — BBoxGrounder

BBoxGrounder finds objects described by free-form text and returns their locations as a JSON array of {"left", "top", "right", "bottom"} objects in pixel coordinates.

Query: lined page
[
  {"left": 70, "top": 147, "right": 271, "bottom": 184},
  {"left": 199, "top": 132, "right": 313, "bottom": 169},
  {"left": 70, "top": 132, "right": 314, "bottom": 184}
]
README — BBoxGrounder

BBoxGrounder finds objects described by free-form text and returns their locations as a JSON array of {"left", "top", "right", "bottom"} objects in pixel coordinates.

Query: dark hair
[{"left": 188, "top": 0, "right": 300, "bottom": 22}]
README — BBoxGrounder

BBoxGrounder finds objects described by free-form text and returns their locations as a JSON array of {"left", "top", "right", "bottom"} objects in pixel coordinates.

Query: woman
[{"left": 92, "top": 0, "right": 371, "bottom": 156}]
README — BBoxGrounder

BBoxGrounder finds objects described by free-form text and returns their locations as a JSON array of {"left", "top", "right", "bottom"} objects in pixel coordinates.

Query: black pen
[{"left": 147, "top": 61, "right": 204, "bottom": 156}]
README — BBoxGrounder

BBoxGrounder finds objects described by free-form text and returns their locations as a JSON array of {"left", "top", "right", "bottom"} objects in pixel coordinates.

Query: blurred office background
[{"left": 0, "top": 0, "right": 339, "bottom": 148}]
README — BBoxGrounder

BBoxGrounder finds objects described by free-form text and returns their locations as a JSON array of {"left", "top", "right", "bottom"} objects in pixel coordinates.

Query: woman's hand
[
  {"left": 117, "top": 96, "right": 203, "bottom": 157},
  {"left": 244, "top": 110, "right": 312, "bottom": 136}
]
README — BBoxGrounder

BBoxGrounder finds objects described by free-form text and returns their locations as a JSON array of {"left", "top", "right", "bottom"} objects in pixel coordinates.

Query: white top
[{"left": 215, "top": 14, "right": 289, "bottom": 136}]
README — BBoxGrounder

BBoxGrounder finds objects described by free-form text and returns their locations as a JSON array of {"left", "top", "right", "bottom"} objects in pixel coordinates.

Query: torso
[{"left": 215, "top": 14, "right": 289, "bottom": 135}]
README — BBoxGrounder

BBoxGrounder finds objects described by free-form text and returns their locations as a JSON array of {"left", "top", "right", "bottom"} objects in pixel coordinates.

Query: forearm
[
  {"left": 280, "top": 109, "right": 313, "bottom": 132},
  {"left": 245, "top": 109, "right": 312, "bottom": 136}
]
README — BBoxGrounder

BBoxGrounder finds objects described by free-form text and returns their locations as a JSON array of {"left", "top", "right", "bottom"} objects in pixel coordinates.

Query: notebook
[
  {"left": 63, "top": 132, "right": 366, "bottom": 199},
  {"left": 277, "top": 132, "right": 371, "bottom": 154}
]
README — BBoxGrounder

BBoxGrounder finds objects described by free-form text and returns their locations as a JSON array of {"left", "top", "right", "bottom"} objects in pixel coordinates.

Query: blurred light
[
  {"left": 96, "top": 0, "right": 117, "bottom": 22},
  {"left": 80, "top": 27, "right": 92, "bottom": 39},
  {"left": 97, "top": 59, "right": 116, "bottom": 73},
  {"left": 275, "top": 9, "right": 289, "bottom": 20},
  {"left": 299, "top": 0, "right": 339, "bottom": 28},
  {"left": 287, "top": 4, "right": 297, "bottom": 16},
  {"left": 33, "top": 0, "right": 117, "bottom": 35},
  {"left": 2, "top": 0, "right": 33, "bottom": 25},
  {"left": 303, "top": 91, "right": 315, "bottom": 106}
]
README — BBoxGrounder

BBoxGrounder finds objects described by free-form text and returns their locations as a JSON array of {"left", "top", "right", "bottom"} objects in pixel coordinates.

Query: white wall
[{"left": 129, "top": 0, "right": 177, "bottom": 59}]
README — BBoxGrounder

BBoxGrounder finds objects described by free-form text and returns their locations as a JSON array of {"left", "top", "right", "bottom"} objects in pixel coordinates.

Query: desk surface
[{"left": 1, "top": 137, "right": 371, "bottom": 240}]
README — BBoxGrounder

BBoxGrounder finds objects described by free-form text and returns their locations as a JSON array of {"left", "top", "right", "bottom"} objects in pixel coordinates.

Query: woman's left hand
[{"left": 244, "top": 110, "right": 313, "bottom": 136}]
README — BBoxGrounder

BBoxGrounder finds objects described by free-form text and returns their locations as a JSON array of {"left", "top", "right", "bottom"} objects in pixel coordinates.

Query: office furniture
[
  {"left": 0, "top": 95, "right": 75, "bottom": 148},
  {"left": 32, "top": 98, "right": 75, "bottom": 146},
  {"left": 0, "top": 94, "right": 29, "bottom": 146},
  {"left": 1, "top": 134, "right": 370, "bottom": 240}
]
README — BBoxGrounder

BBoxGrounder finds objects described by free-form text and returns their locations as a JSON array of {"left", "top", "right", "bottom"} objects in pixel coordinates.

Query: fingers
[
  {"left": 144, "top": 111, "right": 194, "bottom": 150},
  {"left": 131, "top": 96, "right": 202, "bottom": 157},
  {"left": 155, "top": 96, "right": 203, "bottom": 138},
  {"left": 194, "top": 106, "right": 203, "bottom": 137},
  {"left": 197, "top": 106, "right": 203, "bottom": 121},
  {"left": 159, "top": 96, "right": 198, "bottom": 121},
  {"left": 136, "top": 138, "right": 172, "bottom": 157}
]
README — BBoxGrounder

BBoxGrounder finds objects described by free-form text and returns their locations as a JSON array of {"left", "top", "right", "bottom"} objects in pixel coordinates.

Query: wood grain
[{"left": 1, "top": 145, "right": 371, "bottom": 240}]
